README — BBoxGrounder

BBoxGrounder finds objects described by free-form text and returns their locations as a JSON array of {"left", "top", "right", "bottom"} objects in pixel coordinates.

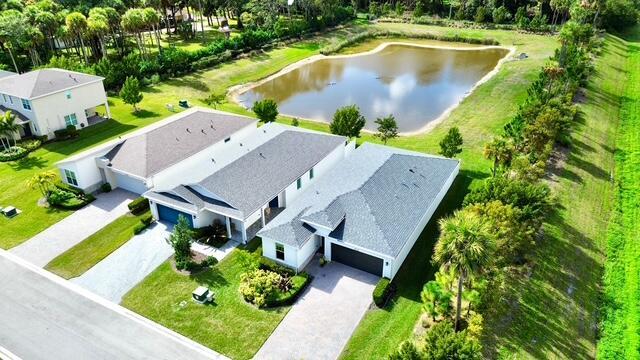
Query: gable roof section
[
  {"left": 0, "top": 68, "right": 104, "bottom": 99},
  {"left": 193, "top": 130, "right": 346, "bottom": 219},
  {"left": 258, "top": 143, "right": 460, "bottom": 258},
  {"left": 104, "top": 110, "right": 255, "bottom": 179}
]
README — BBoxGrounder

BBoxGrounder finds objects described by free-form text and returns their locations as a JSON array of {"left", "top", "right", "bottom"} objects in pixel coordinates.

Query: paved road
[
  {"left": 0, "top": 250, "right": 227, "bottom": 360},
  {"left": 72, "top": 222, "right": 174, "bottom": 303},
  {"left": 255, "top": 260, "right": 378, "bottom": 360},
  {"left": 10, "top": 189, "right": 136, "bottom": 267}
]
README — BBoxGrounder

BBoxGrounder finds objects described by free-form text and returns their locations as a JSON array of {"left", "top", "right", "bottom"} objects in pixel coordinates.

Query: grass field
[
  {"left": 476, "top": 33, "right": 627, "bottom": 359},
  {"left": 121, "top": 240, "right": 289, "bottom": 360},
  {"left": 597, "top": 28, "right": 640, "bottom": 360},
  {"left": 44, "top": 211, "right": 149, "bottom": 279}
]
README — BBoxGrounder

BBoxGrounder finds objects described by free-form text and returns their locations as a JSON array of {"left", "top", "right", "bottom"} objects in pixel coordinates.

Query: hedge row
[{"left": 128, "top": 197, "right": 150, "bottom": 215}]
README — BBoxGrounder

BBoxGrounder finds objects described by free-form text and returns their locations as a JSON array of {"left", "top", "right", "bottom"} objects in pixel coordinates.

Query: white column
[
  {"left": 225, "top": 216, "right": 231, "bottom": 238},
  {"left": 261, "top": 206, "right": 266, "bottom": 227},
  {"left": 104, "top": 100, "right": 111, "bottom": 119},
  {"left": 241, "top": 222, "right": 247, "bottom": 243}
]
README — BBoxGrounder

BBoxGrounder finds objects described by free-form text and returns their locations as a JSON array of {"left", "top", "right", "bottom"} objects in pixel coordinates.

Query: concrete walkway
[
  {"left": 191, "top": 239, "right": 240, "bottom": 261},
  {"left": 72, "top": 222, "right": 174, "bottom": 303},
  {"left": 255, "top": 260, "right": 378, "bottom": 360},
  {"left": 10, "top": 189, "right": 136, "bottom": 267},
  {"left": 0, "top": 250, "right": 227, "bottom": 360}
]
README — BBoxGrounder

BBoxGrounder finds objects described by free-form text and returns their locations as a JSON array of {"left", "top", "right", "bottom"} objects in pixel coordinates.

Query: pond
[{"left": 235, "top": 43, "right": 510, "bottom": 133}]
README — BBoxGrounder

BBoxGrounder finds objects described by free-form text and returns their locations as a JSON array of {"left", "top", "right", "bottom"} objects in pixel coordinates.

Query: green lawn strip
[
  {"left": 45, "top": 211, "right": 149, "bottom": 279},
  {"left": 598, "top": 28, "right": 640, "bottom": 360},
  {"left": 121, "top": 240, "right": 289, "bottom": 360},
  {"left": 477, "top": 33, "right": 626, "bottom": 359}
]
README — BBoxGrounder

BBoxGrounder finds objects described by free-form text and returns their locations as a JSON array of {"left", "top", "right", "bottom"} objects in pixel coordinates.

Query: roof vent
[
  {"left": 240, "top": 143, "right": 243, "bottom": 147},
  {"left": 401, "top": 183, "right": 410, "bottom": 189},
  {"left": 211, "top": 158, "right": 215, "bottom": 163},
  {"left": 263, "top": 129, "right": 266, "bottom": 133},
  {"left": 210, "top": 124, "right": 216, "bottom": 130},
  {"left": 175, "top": 137, "right": 180, "bottom": 142},
  {"left": 186, "top": 128, "right": 191, "bottom": 133},
  {"left": 259, "top": 152, "right": 265, "bottom": 158},
  {"left": 201, "top": 129, "right": 206, "bottom": 134},
  {"left": 409, "top": 168, "right": 415, "bottom": 173},
  {"left": 413, "top": 182, "right": 420, "bottom": 188}
]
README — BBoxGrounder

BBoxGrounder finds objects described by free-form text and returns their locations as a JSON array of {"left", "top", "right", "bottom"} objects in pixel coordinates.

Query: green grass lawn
[
  {"left": 121, "top": 240, "right": 289, "bottom": 360},
  {"left": 597, "top": 28, "right": 640, "bottom": 360},
  {"left": 44, "top": 211, "right": 149, "bottom": 279},
  {"left": 476, "top": 33, "right": 627, "bottom": 359}
]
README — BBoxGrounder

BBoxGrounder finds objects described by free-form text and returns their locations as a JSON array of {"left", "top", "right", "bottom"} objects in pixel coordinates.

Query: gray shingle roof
[
  {"left": 0, "top": 68, "right": 103, "bottom": 99},
  {"left": 194, "top": 130, "right": 346, "bottom": 219},
  {"left": 258, "top": 143, "right": 460, "bottom": 258},
  {"left": 104, "top": 110, "right": 255, "bottom": 178}
]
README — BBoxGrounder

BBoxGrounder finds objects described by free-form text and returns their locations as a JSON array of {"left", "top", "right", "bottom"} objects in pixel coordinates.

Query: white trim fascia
[
  {"left": 146, "top": 195, "right": 199, "bottom": 215},
  {"left": 107, "top": 166, "right": 149, "bottom": 182},
  {"left": 326, "top": 236, "right": 395, "bottom": 262}
]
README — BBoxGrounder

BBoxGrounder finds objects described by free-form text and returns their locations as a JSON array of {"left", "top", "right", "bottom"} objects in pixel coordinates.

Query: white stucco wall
[
  {"left": 58, "top": 152, "right": 109, "bottom": 192},
  {"left": 193, "top": 209, "right": 226, "bottom": 228},
  {"left": 262, "top": 236, "right": 300, "bottom": 270},
  {"left": 31, "top": 81, "right": 108, "bottom": 138}
]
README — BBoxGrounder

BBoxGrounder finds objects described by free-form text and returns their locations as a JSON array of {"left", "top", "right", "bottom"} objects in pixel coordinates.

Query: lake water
[{"left": 236, "top": 44, "right": 510, "bottom": 133}]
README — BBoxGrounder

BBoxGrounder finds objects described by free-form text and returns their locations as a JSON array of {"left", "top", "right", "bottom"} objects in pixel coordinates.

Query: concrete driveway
[
  {"left": 0, "top": 250, "right": 226, "bottom": 360},
  {"left": 72, "top": 222, "right": 174, "bottom": 303},
  {"left": 10, "top": 189, "right": 137, "bottom": 267},
  {"left": 255, "top": 260, "right": 378, "bottom": 360}
]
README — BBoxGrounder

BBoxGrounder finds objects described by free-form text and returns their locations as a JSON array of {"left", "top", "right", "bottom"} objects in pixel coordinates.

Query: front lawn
[
  {"left": 45, "top": 211, "right": 150, "bottom": 279},
  {"left": 121, "top": 240, "right": 289, "bottom": 360}
]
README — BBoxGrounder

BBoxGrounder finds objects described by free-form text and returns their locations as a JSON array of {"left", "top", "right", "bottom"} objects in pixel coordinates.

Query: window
[
  {"left": 8, "top": 95, "right": 12, "bottom": 104},
  {"left": 1, "top": 94, "right": 6, "bottom": 103},
  {"left": 21, "top": 99, "right": 31, "bottom": 111},
  {"left": 64, "top": 113, "right": 78, "bottom": 126},
  {"left": 65, "top": 91, "right": 72, "bottom": 99},
  {"left": 64, "top": 169, "right": 78, "bottom": 186},
  {"left": 309, "top": 167, "right": 314, "bottom": 180},
  {"left": 275, "top": 243, "right": 285, "bottom": 260},
  {"left": 296, "top": 178, "right": 302, "bottom": 190},
  {"left": 224, "top": 137, "right": 231, "bottom": 143}
]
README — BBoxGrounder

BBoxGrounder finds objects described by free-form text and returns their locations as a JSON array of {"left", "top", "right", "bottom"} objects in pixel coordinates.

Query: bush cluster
[
  {"left": 133, "top": 213, "right": 154, "bottom": 235},
  {"left": 53, "top": 125, "right": 79, "bottom": 140},
  {"left": 128, "top": 197, "right": 149, "bottom": 215},
  {"left": 48, "top": 185, "right": 95, "bottom": 210},
  {"left": 0, "top": 146, "right": 28, "bottom": 162},
  {"left": 240, "top": 263, "right": 310, "bottom": 308}
]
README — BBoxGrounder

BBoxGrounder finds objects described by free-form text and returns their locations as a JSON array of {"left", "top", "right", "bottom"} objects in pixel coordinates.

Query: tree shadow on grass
[{"left": 8, "top": 155, "right": 48, "bottom": 171}]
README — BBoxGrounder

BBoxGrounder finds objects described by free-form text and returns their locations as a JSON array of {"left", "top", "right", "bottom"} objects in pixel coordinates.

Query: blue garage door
[{"left": 157, "top": 204, "right": 193, "bottom": 227}]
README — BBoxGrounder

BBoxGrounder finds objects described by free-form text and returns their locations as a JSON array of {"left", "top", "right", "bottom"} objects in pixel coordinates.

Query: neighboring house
[
  {"left": 56, "top": 108, "right": 257, "bottom": 193},
  {"left": 0, "top": 68, "right": 109, "bottom": 139},
  {"left": 258, "top": 143, "right": 460, "bottom": 279},
  {"left": 144, "top": 124, "right": 352, "bottom": 243}
]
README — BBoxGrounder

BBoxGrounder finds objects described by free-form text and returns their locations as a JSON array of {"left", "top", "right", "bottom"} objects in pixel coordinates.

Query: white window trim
[
  {"left": 21, "top": 99, "right": 31, "bottom": 111},
  {"left": 64, "top": 169, "right": 78, "bottom": 186},
  {"left": 64, "top": 113, "right": 78, "bottom": 126}
]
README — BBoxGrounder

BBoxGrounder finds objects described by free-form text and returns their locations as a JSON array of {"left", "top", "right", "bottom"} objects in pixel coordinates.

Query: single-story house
[
  {"left": 56, "top": 108, "right": 257, "bottom": 193},
  {"left": 144, "top": 124, "right": 353, "bottom": 243},
  {"left": 258, "top": 143, "right": 460, "bottom": 279},
  {"left": 0, "top": 68, "right": 110, "bottom": 139}
]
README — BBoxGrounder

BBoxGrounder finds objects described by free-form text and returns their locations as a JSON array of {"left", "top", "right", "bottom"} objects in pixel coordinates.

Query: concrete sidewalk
[
  {"left": 0, "top": 250, "right": 226, "bottom": 360},
  {"left": 10, "top": 189, "right": 136, "bottom": 267}
]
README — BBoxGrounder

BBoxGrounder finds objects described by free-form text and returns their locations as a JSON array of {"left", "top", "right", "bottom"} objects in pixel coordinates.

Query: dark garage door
[
  {"left": 331, "top": 243, "right": 383, "bottom": 276},
  {"left": 157, "top": 204, "right": 193, "bottom": 228}
]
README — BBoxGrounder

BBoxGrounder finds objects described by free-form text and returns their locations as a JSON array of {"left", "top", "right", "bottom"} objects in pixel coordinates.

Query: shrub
[
  {"left": 330, "top": 105, "right": 366, "bottom": 138},
  {"left": 252, "top": 99, "right": 279, "bottom": 123},
  {"left": 100, "top": 182, "right": 112, "bottom": 193},
  {"left": 141, "top": 213, "right": 154, "bottom": 226},
  {"left": 54, "top": 181, "right": 85, "bottom": 196},
  {"left": 53, "top": 126, "right": 79, "bottom": 140},
  {"left": 18, "top": 139, "right": 42, "bottom": 152},
  {"left": 373, "top": 277, "right": 395, "bottom": 307},
  {"left": 128, "top": 197, "right": 149, "bottom": 214},
  {"left": 422, "top": 322, "right": 482, "bottom": 359},
  {"left": 0, "top": 146, "right": 28, "bottom": 162},
  {"left": 239, "top": 269, "right": 283, "bottom": 307},
  {"left": 492, "top": 6, "right": 512, "bottom": 24},
  {"left": 204, "top": 256, "right": 219, "bottom": 267},
  {"left": 47, "top": 188, "right": 93, "bottom": 210},
  {"left": 266, "top": 272, "right": 311, "bottom": 307},
  {"left": 259, "top": 257, "right": 295, "bottom": 276},
  {"left": 133, "top": 222, "right": 147, "bottom": 235}
]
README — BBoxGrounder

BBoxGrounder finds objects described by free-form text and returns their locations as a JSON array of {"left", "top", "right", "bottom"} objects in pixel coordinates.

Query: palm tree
[
  {"left": 0, "top": 111, "right": 21, "bottom": 149},
  {"left": 65, "top": 12, "right": 89, "bottom": 64},
  {"left": 27, "top": 170, "right": 58, "bottom": 199},
  {"left": 483, "top": 137, "right": 515, "bottom": 177},
  {"left": 121, "top": 8, "right": 147, "bottom": 56},
  {"left": 434, "top": 209, "right": 495, "bottom": 331},
  {"left": 143, "top": 8, "right": 162, "bottom": 53},
  {"left": 88, "top": 9, "right": 110, "bottom": 59}
]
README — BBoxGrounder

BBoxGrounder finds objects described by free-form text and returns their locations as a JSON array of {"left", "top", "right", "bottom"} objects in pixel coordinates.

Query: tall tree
[
  {"left": 143, "top": 7, "right": 162, "bottom": 53},
  {"left": 167, "top": 214, "right": 194, "bottom": 262},
  {"left": 0, "top": 10, "right": 27, "bottom": 72},
  {"left": 483, "top": 136, "right": 515, "bottom": 176},
  {"left": 439, "top": 126, "right": 464, "bottom": 158},
  {"left": 27, "top": 171, "right": 58, "bottom": 199},
  {"left": 330, "top": 105, "right": 366, "bottom": 138},
  {"left": 374, "top": 114, "right": 399, "bottom": 145},
  {"left": 434, "top": 209, "right": 495, "bottom": 330},
  {"left": 66, "top": 12, "right": 89, "bottom": 64},
  {"left": 121, "top": 8, "right": 147, "bottom": 56},
  {"left": 88, "top": 9, "right": 110, "bottom": 59},
  {"left": 120, "top": 76, "right": 144, "bottom": 112},
  {"left": 252, "top": 99, "right": 279, "bottom": 123}
]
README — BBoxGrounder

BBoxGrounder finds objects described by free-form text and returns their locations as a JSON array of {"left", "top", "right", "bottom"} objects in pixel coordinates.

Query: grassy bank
[
  {"left": 477, "top": 33, "right": 626, "bottom": 359},
  {"left": 122, "top": 240, "right": 289, "bottom": 360},
  {"left": 598, "top": 28, "right": 640, "bottom": 360},
  {"left": 45, "top": 211, "right": 149, "bottom": 279}
]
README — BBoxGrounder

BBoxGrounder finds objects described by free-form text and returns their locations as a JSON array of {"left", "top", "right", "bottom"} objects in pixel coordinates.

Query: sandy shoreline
[{"left": 228, "top": 41, "right": 516, "bottom": 136}]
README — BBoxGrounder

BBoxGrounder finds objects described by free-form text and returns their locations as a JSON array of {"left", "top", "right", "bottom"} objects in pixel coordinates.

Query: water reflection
[{"left": 237, "top": 44, "right": 509, "bottom": 133}]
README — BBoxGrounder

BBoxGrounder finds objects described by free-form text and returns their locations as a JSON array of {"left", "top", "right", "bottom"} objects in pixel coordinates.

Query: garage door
[
  {"left": 157, "top": 204, "right": 194, "bottom": 228},
  {"left": 114, "top": 173, "right": 147, "bottom": 194},
  {"left": 331, "top": 243, "right": 383, "bottom": 276}
]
